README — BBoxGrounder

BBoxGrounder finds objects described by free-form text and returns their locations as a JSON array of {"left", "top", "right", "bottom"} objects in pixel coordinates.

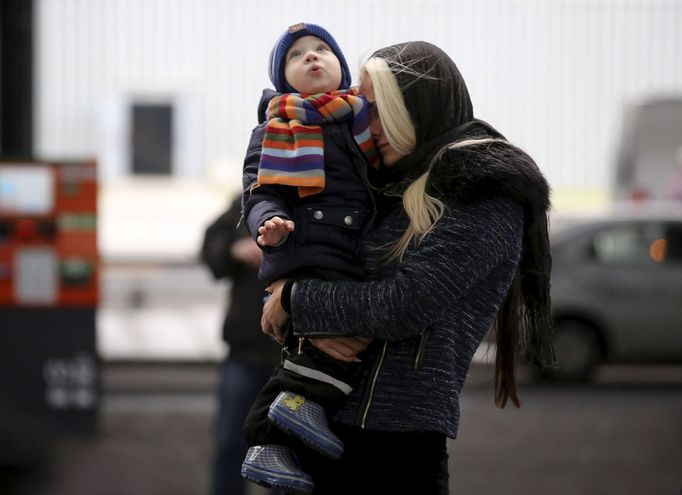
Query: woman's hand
[
  {"left": 261, "top": 280, "right": 374, "bottom": 360},
  {"left": 309, "top": 336, "right": 374, "bottom": 363},
  {"left": 261, "top": 279, "right": 289, "bottom": 343}
]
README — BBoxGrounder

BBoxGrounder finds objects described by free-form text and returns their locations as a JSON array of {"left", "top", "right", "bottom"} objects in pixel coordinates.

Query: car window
[{"left": 591, "top": 222, "right": 674, "bottom": 265}]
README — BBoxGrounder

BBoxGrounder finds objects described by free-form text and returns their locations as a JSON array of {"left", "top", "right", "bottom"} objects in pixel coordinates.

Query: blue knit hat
[{"left": 268, "top": 22, "right": 351, "bottom": 93}]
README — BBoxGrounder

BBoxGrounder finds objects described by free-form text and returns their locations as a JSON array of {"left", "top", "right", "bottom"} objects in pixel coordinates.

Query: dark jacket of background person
[
  {"left": 242, "top": 89, "right": 375, "bottom": 284},
  {"left": 201, "top": 196, "right": 280, "bottom": 365}
]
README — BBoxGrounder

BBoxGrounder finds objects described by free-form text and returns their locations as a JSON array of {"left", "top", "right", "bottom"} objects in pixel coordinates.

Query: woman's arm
[
  {"left": 290, "top": 199, "right": 523, "bottom": 341},
  {"left": 262, "top": 279, "right": 372, "bottom": 362}
]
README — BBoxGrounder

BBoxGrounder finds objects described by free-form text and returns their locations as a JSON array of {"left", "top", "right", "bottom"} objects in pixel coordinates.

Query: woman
[{"left": 260, "top": 41, "right": 555, "bottom": 495}]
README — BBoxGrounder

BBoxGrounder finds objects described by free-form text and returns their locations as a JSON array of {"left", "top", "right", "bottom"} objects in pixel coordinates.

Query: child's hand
[{"left": 257, "top": 216, "right": 295, "bottom": 247}]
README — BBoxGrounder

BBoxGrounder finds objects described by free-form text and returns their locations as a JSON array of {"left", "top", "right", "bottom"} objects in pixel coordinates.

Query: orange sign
[{"left": 0, "top": 160, "right": 98, "bottom": 307}]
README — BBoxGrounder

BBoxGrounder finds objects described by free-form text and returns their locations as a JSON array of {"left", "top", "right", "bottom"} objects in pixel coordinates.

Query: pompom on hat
[{"left": 268, "top": 22, "right": 351, "bottom": 93}]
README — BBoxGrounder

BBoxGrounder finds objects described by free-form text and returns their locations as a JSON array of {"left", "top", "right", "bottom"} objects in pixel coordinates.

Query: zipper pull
[{"left": 280, "top": 345, "right": 289, "bottom": 365}]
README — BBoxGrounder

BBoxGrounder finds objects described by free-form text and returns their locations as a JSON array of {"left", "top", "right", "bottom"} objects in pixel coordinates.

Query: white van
[{"left": 613, "top": 98, "right": 682, "bottom": 201}]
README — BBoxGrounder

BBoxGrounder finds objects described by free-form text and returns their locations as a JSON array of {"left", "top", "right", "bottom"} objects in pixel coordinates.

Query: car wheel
[{"left": 543, "top": 320, "right": 601, "bottom": 382}]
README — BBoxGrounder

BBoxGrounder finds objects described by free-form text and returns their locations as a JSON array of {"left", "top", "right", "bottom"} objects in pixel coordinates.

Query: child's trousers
[{"left": 243, "top": 335, "right": 364, "bottom": 447}]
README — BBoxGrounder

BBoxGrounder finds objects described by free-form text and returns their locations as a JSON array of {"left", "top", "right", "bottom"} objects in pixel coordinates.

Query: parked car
[{"left": 546, "top": 203, "right": 682, "bottom": 380}]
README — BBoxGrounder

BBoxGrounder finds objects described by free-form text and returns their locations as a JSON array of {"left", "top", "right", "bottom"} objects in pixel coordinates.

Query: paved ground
[{"left": 3, "top": 363, "right": 681, "bottom": 495}]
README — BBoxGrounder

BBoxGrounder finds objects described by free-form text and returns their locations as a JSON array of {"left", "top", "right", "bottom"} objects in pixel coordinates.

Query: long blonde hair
[{"left": 363, "top": 57, "right": 416, "bottom": 156}]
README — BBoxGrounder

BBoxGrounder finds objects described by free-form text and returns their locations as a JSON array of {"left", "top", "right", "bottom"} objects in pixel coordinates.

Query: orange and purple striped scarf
[{"left": 257, "top": 90, "right": 379, "bottom": 198}]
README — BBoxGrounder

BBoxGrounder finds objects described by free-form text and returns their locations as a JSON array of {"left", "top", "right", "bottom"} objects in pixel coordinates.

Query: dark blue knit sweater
[{"left": 291, "top": 195, "right": 523, "bottom": 438}]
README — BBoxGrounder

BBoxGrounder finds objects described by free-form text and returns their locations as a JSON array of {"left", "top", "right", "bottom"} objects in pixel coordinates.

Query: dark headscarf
[
  {"left": 372, "top": 41, "right": 473, "bottom": 144},
  {"left": 369, "top": 41, "right": 504, "bottom": 187},
  {"left": 369, "top": 41, "right": 556, "bottom": 372}
]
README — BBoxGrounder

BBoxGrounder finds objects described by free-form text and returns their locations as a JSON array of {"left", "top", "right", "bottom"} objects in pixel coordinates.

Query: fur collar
[
  {"left": 375, "top": 137, "right": 551, "bottom": 214},
  {"left": 428, "top": 139, "right": 551, "bottom": 212}
]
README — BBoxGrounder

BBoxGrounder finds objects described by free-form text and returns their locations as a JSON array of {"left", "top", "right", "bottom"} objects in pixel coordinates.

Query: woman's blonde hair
[
  {"left": 363, "top": 57, "right": 504, "bottom": 261},
  {"left": 363, "top": 57, "right": 416, "bottom": 156}
]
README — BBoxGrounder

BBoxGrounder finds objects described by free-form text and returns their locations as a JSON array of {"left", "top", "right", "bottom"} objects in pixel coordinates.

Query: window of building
[{"left": 130, "top": 103, "right": 173, "bottom": 175}]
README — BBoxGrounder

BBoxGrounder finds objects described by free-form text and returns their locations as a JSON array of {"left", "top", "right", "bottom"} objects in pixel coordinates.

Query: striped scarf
[{"left": 258, "top": 90, "right": 379, "bottom": 198}]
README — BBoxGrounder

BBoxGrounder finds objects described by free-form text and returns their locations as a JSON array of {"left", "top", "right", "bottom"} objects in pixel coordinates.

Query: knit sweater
[{"left": 290, "top": 139, "right": 547, "bottom": 438}]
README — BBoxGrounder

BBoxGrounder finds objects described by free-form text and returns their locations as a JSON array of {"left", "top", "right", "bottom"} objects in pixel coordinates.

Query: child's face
[{"left": 284, "top": 35, "right": 342, "bottom": 94}]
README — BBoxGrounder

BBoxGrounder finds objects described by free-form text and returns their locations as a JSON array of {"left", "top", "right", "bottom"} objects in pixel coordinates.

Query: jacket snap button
[
  {"left": 313, "top": 210, "right": 324, "bottom": 220},
  {"left": 344, "top": 215, "right": 353, "bottom": 225}
]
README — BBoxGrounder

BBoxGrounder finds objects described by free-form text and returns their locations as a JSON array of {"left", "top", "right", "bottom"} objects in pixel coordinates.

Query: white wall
[
  {"left": 36, "top": 0, "right": 682, "bottom": 190},
  {"left": 33, "top": 0, "right": 682, "bottom": 360}
]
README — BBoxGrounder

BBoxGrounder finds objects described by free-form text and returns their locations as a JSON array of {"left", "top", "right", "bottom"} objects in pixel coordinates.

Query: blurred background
[{"left": 1, "top": 0, "right": 681, "bottom": 494}]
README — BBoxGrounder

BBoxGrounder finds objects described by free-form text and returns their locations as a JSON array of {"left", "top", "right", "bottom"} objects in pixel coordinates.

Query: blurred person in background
[
  {"left": 260, "top": 41, "right": 556, "bottom": 494},
  {"left": 200, "top": 195, "right": 280, "bottom": 495}
]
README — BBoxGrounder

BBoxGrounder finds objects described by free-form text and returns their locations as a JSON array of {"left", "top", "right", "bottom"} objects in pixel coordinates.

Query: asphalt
[{"left": 3, "top": 362, "right": 681, "bottom": 495}]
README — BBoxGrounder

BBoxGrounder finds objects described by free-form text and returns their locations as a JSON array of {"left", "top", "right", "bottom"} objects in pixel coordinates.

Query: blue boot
[
  {"left": 267, "top": 391, "right": 344, "bottom": 459},
  {"left": 241, "top": 445, "right": 314, "bottom": 495}
]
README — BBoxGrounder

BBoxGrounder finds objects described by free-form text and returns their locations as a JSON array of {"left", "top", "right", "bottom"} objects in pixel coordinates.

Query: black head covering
[
  {"left": 372, "top": 41, "right": 474, "bottom": 145},
  {"left": 369, "top": 41, "right": 503, "bottom": 186}
]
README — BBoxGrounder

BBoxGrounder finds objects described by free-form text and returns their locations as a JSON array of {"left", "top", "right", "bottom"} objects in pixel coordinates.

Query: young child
[{"left": 239, "top": 23, "right": 378, "bottom": 494}]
